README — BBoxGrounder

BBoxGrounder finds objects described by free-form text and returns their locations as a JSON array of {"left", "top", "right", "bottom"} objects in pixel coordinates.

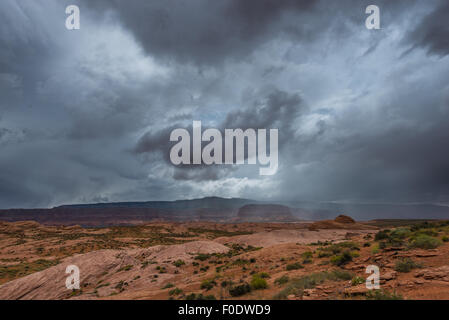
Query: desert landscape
[{"left": 1, "top": 213, "right": 449, "bottom": 300}]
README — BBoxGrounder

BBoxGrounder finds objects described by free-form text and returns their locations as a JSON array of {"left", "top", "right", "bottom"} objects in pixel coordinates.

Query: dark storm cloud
[
  {"left": 81, "top": 0, "right": 319, "bottom": 65},
  {"left": 133, "top": 89, "right": 305, "bottom": 181},
  {"left": 403, "top": 0, "right": 449, "bottom": 57},
  {"left": 1, "top": 0, "right": 449, "bottom": 208}
]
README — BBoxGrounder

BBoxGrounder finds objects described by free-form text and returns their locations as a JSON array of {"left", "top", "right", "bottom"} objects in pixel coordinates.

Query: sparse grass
[
  {"left": 118, "top": 265, "right": 133, "bottom": 272},
  {"left": 317, "top": 242, "right": 360, "bottom": 258},
  {"left": 366, "top": 290, "right": 403, "bottom": 300},
  {"left": 0, "top": 259, "right": 60, "bottom": 283},
  {"left": 273, "top": 270, "right": 353, "bottom": 299},
  {"left": 394, "top": 258, "right": 422, "bottom": 273}
]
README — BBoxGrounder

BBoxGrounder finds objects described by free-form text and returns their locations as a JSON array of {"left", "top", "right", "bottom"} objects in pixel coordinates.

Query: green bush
[
  {"left": 330, "top": 251, "right": 353, "bottom": 266},
  {"left": 274, "top": 275, "right": 289, "bottom": 286},
  {"left": 390, "top": 228, "right": 411, "bottom": 239},
  {"left": 229, "top": 283, "right": 251, "bottom": 297},
  {"left": 185, "top": 293, "right": 216, "bottom": 300},
  {"left": 162, "top": 283, "right": 174, "bottom": 289},
  {"left": 374, "top": 230, "right": 390, "bottom": 241},
  {"left": 394, "top": 258, "right": 422, "bottom": 273},
  {"left": 200, "top": 280, "right": 216, "bottom": 291},
  {"left": 194, "top": 254, "right": 210, "bottom": 261},
  {"left": 409, "top": 234, "right": 441, "bottom": 249},
  {"left": 250, "top": 276, "right": 268, "bottom": 290},
  {"left": 442, "top": 236, "right": 449, "bottom": 242},
  {"left": 286, "top": 262, "right": 304, "bottom": 271},
  {"left": 173, "top": 260, "right": 185, "bottom": 267},
  {"left": 302, "top": 258, "right": 313, "bottom": 264},
  {"left": 351, "top": 276, "right": 364, "bottom": 286},
  {"left": 169, "top": 288, "right": 183, "bottom": 296},
  {"left": 301, "top": 251, "right": 313, "bottom": 259}
]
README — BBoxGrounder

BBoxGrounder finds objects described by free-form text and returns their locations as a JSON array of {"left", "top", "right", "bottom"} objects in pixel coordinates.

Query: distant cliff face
[{"left": 236, "top": 204, "right": 295, "bottom": 222}]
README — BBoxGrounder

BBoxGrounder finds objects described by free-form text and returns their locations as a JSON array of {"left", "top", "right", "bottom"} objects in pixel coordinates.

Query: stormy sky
[{"left": 1, "top": 0, "right": 449, "bottom": 208}]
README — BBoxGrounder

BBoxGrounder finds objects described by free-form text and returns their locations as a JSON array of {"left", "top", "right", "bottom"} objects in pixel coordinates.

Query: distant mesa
[{"left": 236, "top": 204, "right": 295, "bottom": 222}]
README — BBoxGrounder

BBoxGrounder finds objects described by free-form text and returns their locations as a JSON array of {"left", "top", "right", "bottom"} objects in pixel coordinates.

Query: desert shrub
[
  {"left": 414, "top": 229, "right": 439, "bottom": 237},
  {"left": 118, "top": 265, "right": 133, "bottom": 272},
  {"left": 363, "top": 242, "right": 371, "bottom": 247},
  {"left": 317, "top": 250, "right": 333, "bottom": 258},
  {"left": 394, "top": 259, "right": 422, "bottom": 273},
  {"left": 194, "top": 254, "right": 210, "bottom": 261},
  {"left": 317, "top": 242, "right": 359, "bottom": 257},
  {"left": 409, "top": 234, "right": 441, "bottom": 249},
  {"left": 274, "top": 275, "right": 289, "bottom": 286},
  {"left": 169, "top": 288, "right": 183, "bottom": 296},
  {"left": 200, "top": 280, "right": 216, "bottom": 291},
  {"left": 173, "top": 260, "right": 185, "bottom": 267},
  {"left": 302, "top": 258, "right": 313, "bottom": 264},
  {"left": 366, "top": 290, "right": 403, "bottom": 300},
  {"left": 390, "top": 228, "right": 411, "bottom": 239},
  {"left": 162, "top": 283, "right": 174, "bottom": 289},
  {"left": 330, "top": 251, "right": 353, "bottom": 266},
  {"left": 301, "top": 251, "right": 313, "bottom": 259},
  {"left": 371, "top": 243, "right": 380, "bottom": 254},
  {"left": 185, "top": 293, "right": 216, "bottom": 300},
  {"left": 221, "top": 280, "right": 232, "bottom": 287},
  {"left": 351, "top": 276, "right": 365, "bottom": 286},
  {"left": 232, "top": 258, "right": 250, "bottom": 266},
  {"left": 442, "top": 236, "right": 449, "bottom": 242},
  {"left": 250, "top": 275, "right": 268, "bottom": 290},
  {"left": 229, "top": 283, "right": 251, "bottom": 297},
  {"left": 374, "top": 230, "right": 390, "bottom": 241},
  {"left": 156, "top": 266, "right": 167, "bottom": 273},
  {"left": 410, "top": 222, "right": 434, "bottom": 231},
  {"left": 286, "top": 262, "right": 304, "bottom": 271}
]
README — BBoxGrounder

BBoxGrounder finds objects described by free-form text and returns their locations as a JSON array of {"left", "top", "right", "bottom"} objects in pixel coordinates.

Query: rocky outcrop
[
  {"left": 414, "top": 266, "right": 449, "bottom": 281},
  {"left": 334, "top": 215, "right": 355, "bottom": 224},
  {"left": 0, "top": 241, "right": 229, "bottom": 300}
]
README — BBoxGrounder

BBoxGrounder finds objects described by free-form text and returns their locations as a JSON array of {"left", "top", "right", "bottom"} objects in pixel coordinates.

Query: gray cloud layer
[{"left": 0, "top": 0, "right": 448, "bottom": 208}]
